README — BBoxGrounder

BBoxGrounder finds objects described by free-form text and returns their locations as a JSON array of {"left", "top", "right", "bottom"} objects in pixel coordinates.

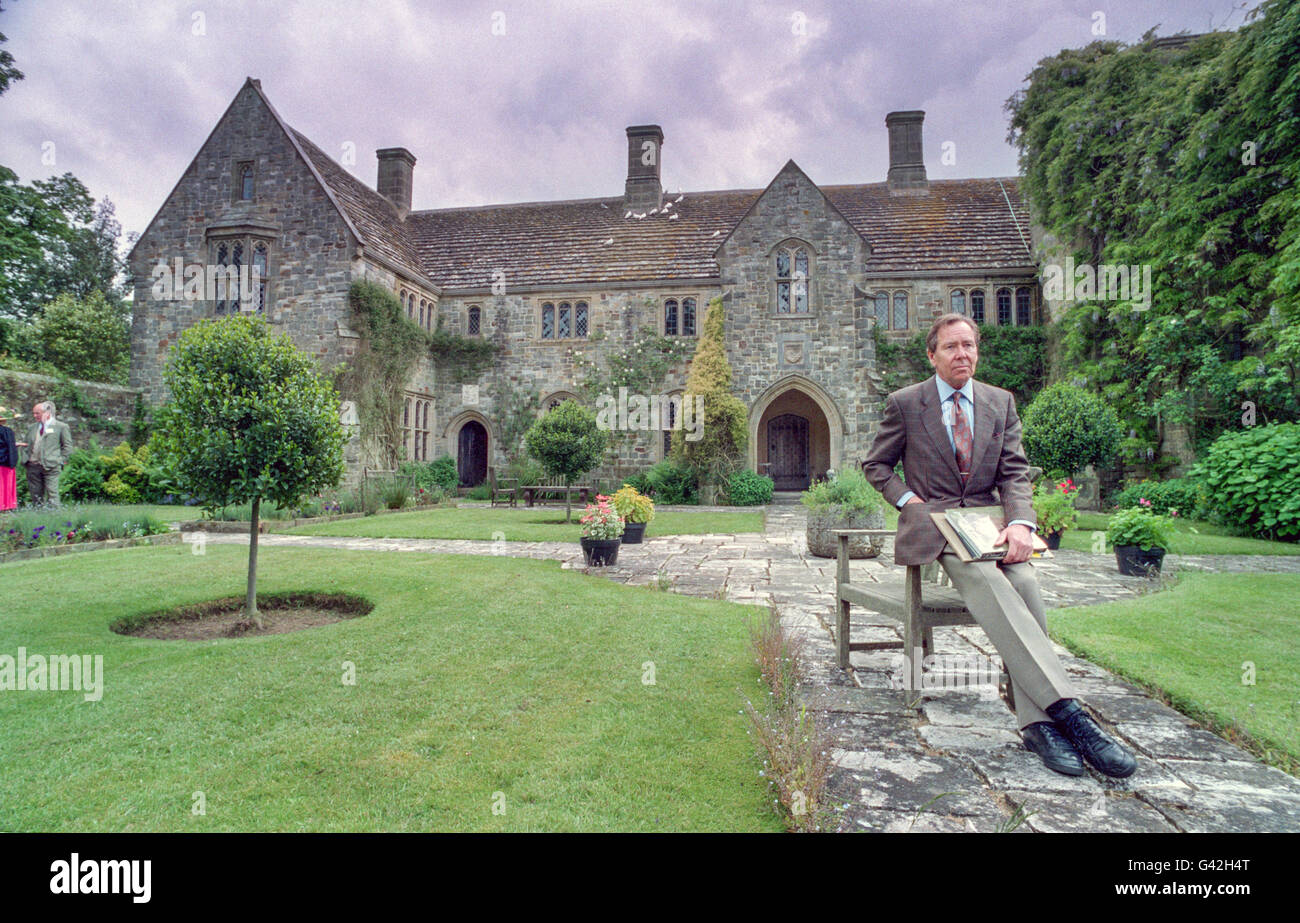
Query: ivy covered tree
[
  {"left": 1005, "top": 0, "right": 1300, "bottom": 462},
  {"left": 524, "top": 399, "right": 607, "bottom": 522},
  {"left": 153, "top": 314, "right": 346, "bottom": 627},
  {"left": 675, "top": 296, "right": 747, "bottom": 501}
]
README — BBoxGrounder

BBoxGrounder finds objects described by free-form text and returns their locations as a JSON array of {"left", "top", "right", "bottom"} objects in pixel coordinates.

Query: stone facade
[
  {"left": 128, "top": 80, "right": 1046, "bottom": 489},
  {"left": 0, "top": 370, "right": 140, "bottom": 450}
]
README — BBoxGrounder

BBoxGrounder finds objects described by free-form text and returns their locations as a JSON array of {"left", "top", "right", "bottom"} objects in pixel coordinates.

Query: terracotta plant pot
[
  {"left": 580, "top": 537, "right": 621, "bottom": 566},
  {"left": 1115, "top": 544, "right": 1164, "bottom": 577},
  {"left": 622, "top": 521, "right": 647, "bottom": 544}
]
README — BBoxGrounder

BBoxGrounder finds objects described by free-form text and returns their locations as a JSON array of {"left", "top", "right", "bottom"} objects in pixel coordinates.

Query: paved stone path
[{"left": 189, "top": 506, "right": 1300, "bottom": 832}]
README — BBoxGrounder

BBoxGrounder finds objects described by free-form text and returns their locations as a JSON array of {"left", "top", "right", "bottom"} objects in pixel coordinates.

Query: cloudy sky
[{"left": 0, "top": 0, "right": 1255, "bottom": 238}]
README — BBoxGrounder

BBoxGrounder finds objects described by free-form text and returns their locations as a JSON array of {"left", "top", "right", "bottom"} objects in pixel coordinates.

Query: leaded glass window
[
  {"left": 970, "top": 289, "right": 985, "bottom": 323},
  {"left": 951, "top": 290, "right": 965, "bottom": 316},
  {"left": 665, "top": 299, "right": 678, "bottom": 336},
  {"left": 997, "top": 288, "right": 1012, "bottom": 325},
  {"left": 575, "top": 302, "right": 588, "bottom": 337},
  {"left": 793, "top": 249, "right": 809, "bottom": 313},
  {"left": 874, "top": 293, "right": 889, "bottom": 328},
  {"left": 468, "top": 305, "right": 481, "bottom": 336},
  {"left": 230, "top": 242, "right": 243, "bottom": 311},
  {"left": 893, "top": 291, "right": 907, "bottom": 329},
  {"left": 682, "top": 297, "right": 696, "bottom": 336},
  {"left": 541, "top": 303, "right": 554, "bottom": 339},
  {"left": 1016, "top": 287, "right": 1032, "bottom": 325},
  {"left": 240, "top": 164, "right": 254, "bottom": 201},
  {"left": 558, "top": 302, "right": 571, "bottom": 338},
  {"left": 215, "top": 243, "right": 229, "bottom": 315},
  {"left": 253, "top": 243, "right": 267, "bottom": 313}
]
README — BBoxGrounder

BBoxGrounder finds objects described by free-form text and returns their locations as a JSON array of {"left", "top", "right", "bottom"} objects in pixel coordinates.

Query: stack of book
[{"left": 930, "top": 505, "right": 1052, "bottom": 561}]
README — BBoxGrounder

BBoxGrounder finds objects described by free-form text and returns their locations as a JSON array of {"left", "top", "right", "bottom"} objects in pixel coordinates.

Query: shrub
[
  {"left": 1032, "top": 477, "right": 1081, "bottom": 534},
  {"left": 466, "top": 484, "right": 491, "bottom": 501},
  {"left": 621, "top": 471, "right": 652, "bottom": 496},
  {"left": 1110, "top": 477, "right": 1207, "bottom": 518},
  {"left": 800, "top": 468, "right": 885, "bottom": 515},
  {"left": 1187, "top": 422, "right": 1300, "bottom": 541},
  {"left": 97, "top": 442, "right": 153, "bottom": 505},
  {"left": 426, "top": 455, "right": 460, "bottom": 490},
  {"left": 725, "top": 469, "right": 774, "bottom": 506},
  {"left": 378, "top": 477, "right": 412, "bottom": 510},
  {"left": 1021, "top": 382, "right": 1122, "bottom": 478},
  {"left": 645, "top": 459, "right": 697, "bottom": 505},
  {"left": 675, "top": 297, "right": 748, "bottom": 493},
  {"left": 1106, "top": 507, "right": 1176, "bottom": 552},
  {"left": 59, "top": 442, "right": 109, "bottom": 503},
  {"left": 525, "top": 400, "right": 608, "bottom": 521},
  {"left": 504, "top": 456, "right": 547, "bottom": 486},
  {"left": 611, "top": 484, "right": 655, "bottom": 523}
]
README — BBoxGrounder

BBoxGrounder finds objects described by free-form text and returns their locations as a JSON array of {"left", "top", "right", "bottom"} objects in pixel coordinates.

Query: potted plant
[
  {"left": 801, "top": 468, "right": 887, "bottom": 558},
  {"left": 611, "top": 484, "right": 655, "bottom": 543},
  {"left": 1106, "top": 502, "right": 1176, "bottom": 576},
  {"left": 579, "top": 494, "right": 624, "bottom": 566},
  {"left": 1032, "top": 477, "right": 1081, "bottom": 550}
]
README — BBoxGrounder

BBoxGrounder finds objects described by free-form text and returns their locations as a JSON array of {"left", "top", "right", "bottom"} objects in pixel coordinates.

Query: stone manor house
[{"left": 129, "top": 79, "right": 1043, "bottom": 490}]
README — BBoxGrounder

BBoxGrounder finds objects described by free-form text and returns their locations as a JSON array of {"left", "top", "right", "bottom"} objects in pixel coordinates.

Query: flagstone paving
[{"left": 189, "top": 504, "right": 1300, "bottom": 832}]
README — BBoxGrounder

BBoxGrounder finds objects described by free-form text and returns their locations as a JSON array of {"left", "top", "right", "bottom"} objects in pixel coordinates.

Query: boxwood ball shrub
[
  {"left": 726, "top": 469, "right": 774, "bottom": 506},
  {"left": 1188, "top": 422, "right": 1300, "bottom": 541},
  {"left": 1022, "top": 382, "right": 1122, "bottom": 478}
]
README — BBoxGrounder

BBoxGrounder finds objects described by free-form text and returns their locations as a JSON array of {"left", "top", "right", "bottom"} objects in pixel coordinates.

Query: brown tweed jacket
[{"left": 862, "top": 375, "right": 1036, "bottom": 565}]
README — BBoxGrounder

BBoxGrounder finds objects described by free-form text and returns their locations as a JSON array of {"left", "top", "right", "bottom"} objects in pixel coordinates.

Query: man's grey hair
[{"left": 40, "top": 400, "right": 55, "bottom": 416}]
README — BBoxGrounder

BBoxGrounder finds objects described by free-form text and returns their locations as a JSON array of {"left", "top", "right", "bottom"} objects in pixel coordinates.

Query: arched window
[
  {"left": 575, "top": 301, "right": 588, "bottom": 338},
  {"left": 419, "top": 300, "right": 425, "bottom": 328},
  {"left": 662, "top": 392, "right": 682, "bottom": 459},
  {"left": 950, "top": 289, "right": 966, "bottom": 316},
  {"left": 230, "top": 242, "right": 244, "bottom": 311},
  {"left": 682, "top": 297, "right": 696, "bottom": 336},
  {"left": 558, "top": 301, "right": 572, "bottom": 338},
  {"left": 874, "top": 292, "right": 889, "bottom": 329},
  {"left": 774, "top": 244, "right": 812, "bottom": 314},
  {"left": 996, "top": 288, "right": 1012, "bottom": 325},
  {"left": 664, "top": 299, "right": 679, "bottom": 336},
  {"left": 1016, "top": 287, "right": 1032, "bottom": 325},
  {"left": 892, "top": 291, "right": 908, "bottom": 330},
  {"left": 970, "top": 289, "right": 985, "bottom": 324},
  {"left": 239, "top": 164, "right": 254, "bottom": 201},
  {"left": 541, "top": 303, "right": 555, "bottom": 339},
  {"left": 468, "top": 305, "right": 481, "bottom": 336}
]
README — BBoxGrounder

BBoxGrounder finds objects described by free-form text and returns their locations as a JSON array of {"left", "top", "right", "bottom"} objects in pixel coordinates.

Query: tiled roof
[
  {"left": 290, "top": 130, "right": 432, "bottom": 285},
  {"left": 293, "top": 116, "right": 1035, "bottom": 289}
]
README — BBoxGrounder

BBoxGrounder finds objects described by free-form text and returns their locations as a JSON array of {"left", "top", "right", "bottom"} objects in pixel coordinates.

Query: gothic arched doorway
[
  {"left": 457, "top": 420, "right": 488, "bottom": 487},
  {"left": 767, "top": 413, "right": 811, "bottom": 490}
]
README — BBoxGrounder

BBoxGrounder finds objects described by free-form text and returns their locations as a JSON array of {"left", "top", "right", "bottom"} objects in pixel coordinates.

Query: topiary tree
[
  {"left": 1021, "top": 381, "right": 1122, "bottom": 479},
  {"left": 153, "top": 314, "right": 346, "bottom": 627},
  {"left": 524, "top": 399, "right": 607, "bottom": 522},
  {"left": 675, "top": 296, "right": 747, "bottom": 502}
]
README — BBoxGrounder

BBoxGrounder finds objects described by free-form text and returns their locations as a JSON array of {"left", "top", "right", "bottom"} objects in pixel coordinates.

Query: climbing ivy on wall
[
  {"left": 489, "top": 375, "right": 540, "bottom": 457},
  {"left": 342, "top": 280, "right": 427, "bottom": 467},
  {"left": 429, "top": 317, "right": 497, "bottom": 383},
  {"left": 1005, "top": 0, "right": 1300, "bottom": 456}
]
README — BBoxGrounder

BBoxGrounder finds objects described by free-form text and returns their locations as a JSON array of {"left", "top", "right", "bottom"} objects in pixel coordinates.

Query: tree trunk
[
  {"left": 565, "top": 475, "right": 572, "bottom": 523},
  {"left": 246, "top": 495, "right": 263, "bottom": 629}
]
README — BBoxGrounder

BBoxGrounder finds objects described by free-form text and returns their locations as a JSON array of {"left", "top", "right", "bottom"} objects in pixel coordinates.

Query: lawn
[
  {"left": 1050, "top": 573, "right": 1300, "bottom": 771},
  {"left": 1061, "top": 511, "right": 1300, "bottom": 556},
  {"left": 0, "top": 544, "right": 782, "bottom": 832},
  {"left": 285, "top": 506, "right": 765, "bottom": 542}
]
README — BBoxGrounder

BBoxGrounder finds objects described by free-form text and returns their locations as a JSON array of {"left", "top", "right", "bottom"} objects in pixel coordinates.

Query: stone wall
[
  {"left": 0, "top": 369, "right": 140, "bottom": 450},
  {"left": 128, "top": 81, "right": 357, "bottom": 405}
]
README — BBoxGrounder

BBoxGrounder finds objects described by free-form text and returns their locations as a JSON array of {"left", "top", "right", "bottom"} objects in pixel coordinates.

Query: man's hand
[
  {"left": 996, "top": 522, "right": 1034, "bottom": 564},
  {"left": 904, "top": 496, "right": 924, "bottom": 505}
]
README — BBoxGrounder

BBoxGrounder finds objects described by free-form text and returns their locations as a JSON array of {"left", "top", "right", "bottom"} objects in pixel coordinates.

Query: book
[{"left": 928, "top": 505, "right": 1051, "bottom": 562}]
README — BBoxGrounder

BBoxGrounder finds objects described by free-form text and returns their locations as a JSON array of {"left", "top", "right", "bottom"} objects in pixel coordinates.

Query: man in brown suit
[{"left": 862, "top": 314, "right": 1136, "bottom": 778}]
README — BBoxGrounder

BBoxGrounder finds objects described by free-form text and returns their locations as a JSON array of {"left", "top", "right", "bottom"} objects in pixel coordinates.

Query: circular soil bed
[{"left": 113, "top": 592, "right": 373, "bottom": 640}]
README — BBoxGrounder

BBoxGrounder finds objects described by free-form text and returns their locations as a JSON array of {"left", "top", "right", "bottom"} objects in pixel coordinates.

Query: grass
[
  {"left": 0, "top": 544, "right": 782, "bottom": 832},
  {"left": 1050, "top": 573, "right": 1300, "bottom": 773},
  {"left": 1061, "top": 511, "right": 1300, "bottom": 556},
  {"left": 284, "top": 506, "right": 765, "bottom": 542}
]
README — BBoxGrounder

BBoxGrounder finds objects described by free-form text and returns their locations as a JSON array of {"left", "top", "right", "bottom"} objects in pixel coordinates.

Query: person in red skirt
[{"left": 0, "top": 405, "right": 18, "bottom": 511}]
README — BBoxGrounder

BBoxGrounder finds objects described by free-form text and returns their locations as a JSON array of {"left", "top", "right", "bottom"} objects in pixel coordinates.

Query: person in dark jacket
[{"left": 0, "top": 405, "right": 18, "bottom": 511}]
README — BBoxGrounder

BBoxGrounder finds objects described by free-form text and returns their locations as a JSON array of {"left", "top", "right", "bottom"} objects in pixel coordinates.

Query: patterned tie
[{"left": 951, "top": 394, "right": 972, "bottom": 484}]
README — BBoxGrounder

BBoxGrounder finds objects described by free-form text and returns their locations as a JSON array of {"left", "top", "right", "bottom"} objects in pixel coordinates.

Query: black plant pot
[
  {"left": 580, "top": 537, "right": 621, "bottom": 566},
  {"left": 1115, "top": 544, "right": 1165, "bottom": 576},
  {"left": 1044, "top": 530, "right": 1063, "bottom": 551},
  {"left": 622, "top": 521, "right": 647, "bottom": 544}
]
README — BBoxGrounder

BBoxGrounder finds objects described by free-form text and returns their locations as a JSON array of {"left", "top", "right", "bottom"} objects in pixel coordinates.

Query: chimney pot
[
  {"left": 376, "top": 147, "right": 416, "bottom": 218},
  {"left": 885, "top": 111, "right": 928, "bottom": 196}
]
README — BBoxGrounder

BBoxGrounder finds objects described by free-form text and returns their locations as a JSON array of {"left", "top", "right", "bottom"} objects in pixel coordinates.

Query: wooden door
[
  {"left": 768, "top": 413, "right": 810, "bottom": 490},
  {"left": 457, "top": 421, "right": 488, "bottom": 486}
]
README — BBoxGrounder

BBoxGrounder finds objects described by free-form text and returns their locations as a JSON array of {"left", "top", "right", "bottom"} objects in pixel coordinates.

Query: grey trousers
[
  {"left": 938, "top": 549, "right": 1078, "bottom": 729},
  {"left": 25, "top": 463, "right": 61, "bottom": 507}
]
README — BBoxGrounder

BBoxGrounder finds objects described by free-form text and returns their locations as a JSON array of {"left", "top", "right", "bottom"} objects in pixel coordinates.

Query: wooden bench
[{"left": 833, "top": 528, "right": 1014, "bottom": 707}]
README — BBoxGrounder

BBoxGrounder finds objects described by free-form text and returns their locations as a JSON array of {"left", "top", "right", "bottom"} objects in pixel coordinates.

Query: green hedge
[
  {"left": 1189, "top": 423, "right": 1300, "bottom": 541},
  {"left": 725, "top": 469, "right": 773, "bottom": 506}
]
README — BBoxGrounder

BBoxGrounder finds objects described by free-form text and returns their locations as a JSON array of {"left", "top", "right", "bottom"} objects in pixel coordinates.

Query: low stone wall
[{"left": 0, "top": 368, "right": 140, "bottom": 450}]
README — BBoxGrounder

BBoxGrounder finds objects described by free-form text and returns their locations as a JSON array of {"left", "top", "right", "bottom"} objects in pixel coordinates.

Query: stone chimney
[
  {"left": 624, "top": 125, "right": 664, "bottom": 212},
  {"left": 376, "top": 147, "right": 416, "bottom": 218},
  {"left": 885, "top": 111, "right": 928, "bottom": 196}
]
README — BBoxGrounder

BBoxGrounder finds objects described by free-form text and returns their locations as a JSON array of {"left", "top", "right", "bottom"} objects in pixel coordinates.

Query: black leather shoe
[
  {"left": 1022, "top": 722, "right": 1085, "bottom": 776},
  {"left": 1047, "top": 698, "right": 1138, "bottom": 778}
]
